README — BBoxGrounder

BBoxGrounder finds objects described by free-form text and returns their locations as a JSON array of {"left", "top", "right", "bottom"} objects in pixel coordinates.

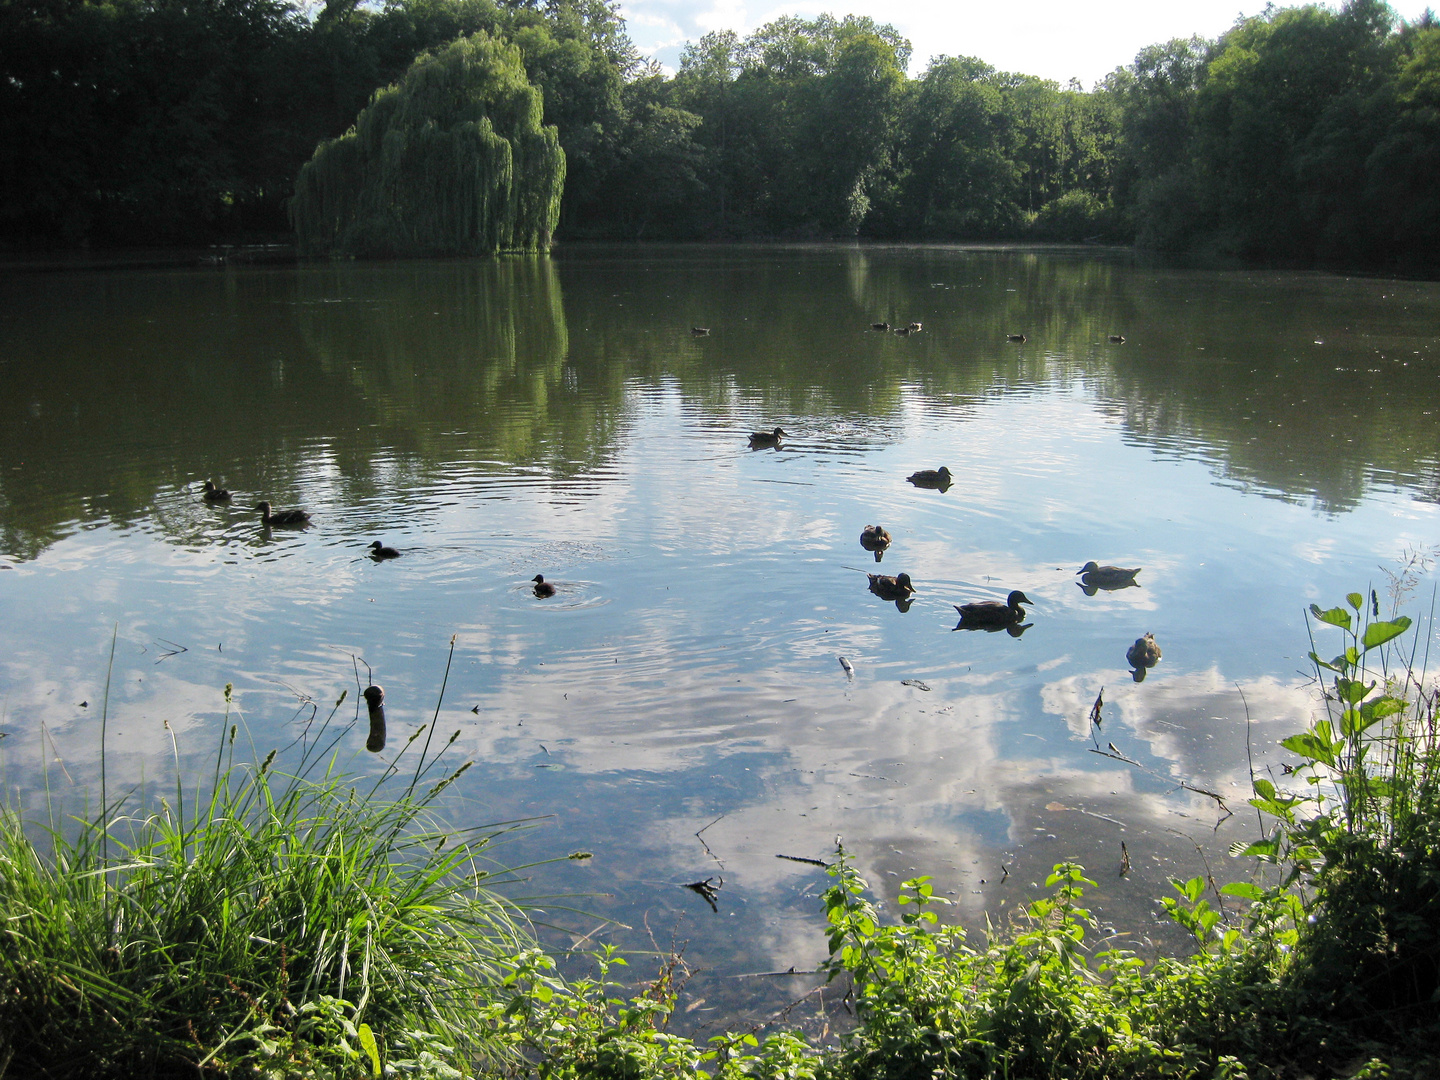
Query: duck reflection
[{"left": 363, "top": 684, "right": 386, "bottom": 752}]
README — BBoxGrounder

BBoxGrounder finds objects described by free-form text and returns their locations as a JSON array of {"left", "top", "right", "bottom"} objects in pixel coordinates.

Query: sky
[{"left": 618, "top": 0, "right": 1275, "bottom": 86}]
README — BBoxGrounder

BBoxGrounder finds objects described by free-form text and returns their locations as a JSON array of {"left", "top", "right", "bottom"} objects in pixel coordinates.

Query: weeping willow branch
[{"left": 290, "top": 32, "right": 565, "bottom": 257}]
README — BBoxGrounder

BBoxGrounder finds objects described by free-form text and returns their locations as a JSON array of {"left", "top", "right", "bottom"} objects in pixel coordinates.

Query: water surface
[{"left": 3, "top": 245, "right": 1439, "bottom": 1028}]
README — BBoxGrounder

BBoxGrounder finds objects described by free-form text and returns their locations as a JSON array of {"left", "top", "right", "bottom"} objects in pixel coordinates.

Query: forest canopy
[{"left": 0, "top": 0, "right": 1435, "bottom": 267}]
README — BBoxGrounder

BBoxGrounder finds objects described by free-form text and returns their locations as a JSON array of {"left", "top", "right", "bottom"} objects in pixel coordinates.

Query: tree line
[{"left": 1, "top": 0, "right": 1436, "bottom": 266}]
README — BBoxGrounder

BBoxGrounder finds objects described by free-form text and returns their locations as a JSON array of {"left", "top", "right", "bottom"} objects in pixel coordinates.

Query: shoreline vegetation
[
  {"left": 2, "top": 0, "right": 1438, "bottom": 270},
  {"left": 2, "top": 596, "right": 1436, "bottom": 1078}
]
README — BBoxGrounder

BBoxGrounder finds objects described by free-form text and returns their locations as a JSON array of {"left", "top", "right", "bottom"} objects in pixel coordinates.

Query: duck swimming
[
  {"left": 692, "top": 327, "right": 711, "bottom": 336},
  {"left": 860, "top": 525, "right": 892, "bottom": 557},
  {"left": 255, "top": 501, "right": 310, "bottom": 526},
  {"left": 1077, "top": 561, "right": 1141, "bottom": 590},
  {"left": 532, "top": 574, "right": 556, "bottom": 598},
  {"left": 871, "top": 322, "right": 890, "bottom": 331},
  {"left": 202, "top": 480, "right": 231, "bottom": 503},
  {"left": 867, "top": 572, "right": 914, "bottom": 601},
  {"left": 368, "top": 541, "right": 401, "bottom": 559},
  {"left": 906, "top": 466, "right": 953, "bottom": 490},
  {"left": 1108, "top": 335, "right": 1126, "bottom": 344},
  {"left": 749, "top": 427, "right": 787, "bottom": 447},
  {"left": 1007, "top": 333, "right": 1027, "bottom": 343},
  {"left": 1126, "top": 632, "right": 1161, "bottom": 670},
  {"left": 954, "top": 590, "right": 1032, "bottom": 626}
]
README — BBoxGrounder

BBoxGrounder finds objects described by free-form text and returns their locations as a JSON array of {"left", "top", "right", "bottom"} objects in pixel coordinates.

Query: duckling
[
  {"left": 1007, "top": 333, "right": 1027, "bottom": 343},
  {"left": 1126, "top": 632, "right": 1161, "bottom": 671},
  {"left": 859, "top": 525, "right": 892, "bottom": 553},
  {"left": 954, "top": 590, "right": 1032, "bottom": 627},
  {"left": 748, "top": 427, "right": 787, "bottom": 447},
  {"left": 871, "top": 321, "right": 890, "bottom": 331},
  {"left": 692, "top": 326, "right": 711, "bottom": 336},
  {"left": 255, "top": 500, "right": 310, "bottom": 526},
  {"left": 906, "top": 466, "right": 953, "bottom": 491},
  {"left": 368, "top": 540, "right": 401, "bottom": 560},
  {"left": 1077, "top": 561, "right": 1141, "bottom": 590},
  {"left": 1108, "top": 334, "right": 1126, "bottom": 344},
  {"left": 867, "top": 572, "right": 914, "bottom": 601},
  {"left": 202, "top": 480, "right": 231, "bottom": 503},
  {"left": 532, "top": 574, "right": 557, "bottom": 598}
]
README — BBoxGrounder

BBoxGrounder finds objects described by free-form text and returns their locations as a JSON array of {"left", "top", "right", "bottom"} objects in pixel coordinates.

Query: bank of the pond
[{"left": 2, "top": 595, "right": 1437, "bottom": 1080}]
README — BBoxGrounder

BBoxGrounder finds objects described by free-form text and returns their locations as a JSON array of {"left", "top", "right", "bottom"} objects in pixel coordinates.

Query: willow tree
[{"left": 290, "top": 32, "right": 565, "bottom": 256}]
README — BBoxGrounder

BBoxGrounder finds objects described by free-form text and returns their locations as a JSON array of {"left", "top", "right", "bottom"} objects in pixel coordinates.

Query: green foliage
[
  {"left": 290, "top": 32, "right": 564, "bottom": 256},
  {"left": 0, "top": 688, "right": 528, "bottom": 1078}
]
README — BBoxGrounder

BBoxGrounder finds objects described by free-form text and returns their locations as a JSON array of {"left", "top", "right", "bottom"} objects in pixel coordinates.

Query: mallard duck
[
  {"left": 1126, "top": 632, "right": 1161, "bottom": 670},
  {"left": 860, "top": 525, "right": 892, "bottom": 552},
  {"left": 954, "top": 590, "right": 1032, "bottom": 626},
  {"left": 749, "top": 427, "right": 787, "bottom": 447},
  {"left": 1007, "top": 333, "right": 1027, "bottom": 343},
  {"left": 871, "top": 321, "right": 890, "bottom": 331},
  {"left": 532, "top": 574, "right": 556, "bottom": 598},
  {"left": 1077, "top": 561, "right": 1141, "bottom": 589},
  {"left": 202, "top": 480, "right": 231, "bottom": 503},
  {"left": 255, "top": 500, "right": 310, "bottom": 526},
  {"left": 692, "top": 326, "right": 711, "bottom": 336},
  {"left": 1108, "top": 334, "right": 1126, "bottom": 344},
  {"left": 368, "top": 540, "right": 401, "bottom": 559},
  {"left": 867, "top": 572, "right": 914, "bottom": 601},
  {"left": 906, "top": 466, "right": 953, "bottom": 490}
]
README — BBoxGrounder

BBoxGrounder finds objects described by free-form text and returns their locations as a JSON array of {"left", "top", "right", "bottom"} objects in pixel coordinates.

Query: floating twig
[
  {"left": 775, "top": 854, "right": 829, "bottom": 868},
  {"left": 684, "top": 877, "right": 721, "bottom": 912}
]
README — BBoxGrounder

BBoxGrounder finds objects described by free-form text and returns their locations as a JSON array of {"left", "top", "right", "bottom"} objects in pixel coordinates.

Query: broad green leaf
[
  {"left": 1361, "top": 696, "right": 1406, "bottom": 723},
  {"left": 1282, "top": 732, "right": 1337, "bottom": 767},
  {"left": 1230, "top": 838, "right": 1277, "bottom": 859},
  {"left": 357, "top": 1023, "right": 381, "bottom": 1079},
  {"left": 1335, "top": 678, "right": 1373, "bottom": 704},
  {"left": 1361, "top": 616, "right": 1411, "bottom": 650},
  {"left": 1252, "top": 777, "right": 1276, "bottom": 800},
  {"left": 1310, "top": 604, "right": 1351, "bottom": 630},
  {"left": 1308, "top": 651, "right": 1341, "bottom": 673},
  {"left": 1346, "top": 592, "right": 1364, "bottom": 611},
  {"left": 1221, "top": 882, "right": 1266, "bottom": 901}
]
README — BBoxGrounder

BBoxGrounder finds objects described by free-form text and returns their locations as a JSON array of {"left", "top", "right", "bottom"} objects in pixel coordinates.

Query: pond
[{"left": 2, "top": 244, "right": 1439, "bottom": 1030}]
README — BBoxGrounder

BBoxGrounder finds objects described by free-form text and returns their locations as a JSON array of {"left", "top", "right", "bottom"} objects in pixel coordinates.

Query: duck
[
  {"left": 255, "top": 500, "right": 310, "bottom": 526},
  {"left": 1126, "top": 632, "right": 1161, "bottom": 670},
  {"left": 1077, "top": 561, "right": 1141, "bottom": 589},
  {"left": 368, "top": 540, "right": 401, "bottom": 559},
  {"left": 748, "top": 427, "right": 787, "bottom": 447},
  {"left": 532, "top": 574, "right": 557, "bottom": 598},
  {"left": 867, "top": 572, "right": 914, "bottom": 601},
  {"left": 859, "top": 525, "right": 892, "bottom": 553},
  {"left": 906, "top": 466, "right": 953, "bottom": 490},
  {"left": 691, "top": 326, "right": 711, "bottom": 336},
  {"left": 1007, "top": 333, "right": 1027, "bottom": 343},
  {"left": 1108, "top": 334, "right": 1126, "bottom": 344},
  {"left": 954, "top": 590, "right": 1032, "bottom": 627},
  {"left": 908, "top": 322, "right": 923, "bottom": 332},
  {"left": 893, "top": 326, "right": 912, "bottom": 335},
  {"left": 201, "top": 480, "right": 231, "bottom": 503},
  {"left": 871, "top": 322, "right": 890, "bottom": 331}
]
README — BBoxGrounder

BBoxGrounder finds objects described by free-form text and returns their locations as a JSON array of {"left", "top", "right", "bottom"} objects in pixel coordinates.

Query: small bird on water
[
  {"left": 954, "top": 590, "right": 1033, "bottom": 627},
  {"left": 859, "top": 525, "right": 892, "bottom": 559},
  {"left": 749, "top": 426, "right": 787, "bottom": 448},
  {"left": 691, "top": 326, "right": 711, "bottom": 336},
  {"left": 906, "top": 466, "right": 953, "bottom": 490},
  {"left": 255, "top": 500, "right": 310, "bottom": 526},
  {"left": 867, "top": 571, "right": 915, "bottom": 601},
  {"left": 871, "top": 321, "right": 890, "bottom": 331},
  {"left": 1126, "top": 632, "right": 1162, "bottom": 681},
  {"left": 368, "top": 540, "right": 401, "bottom": 559},
  {"left": 532, "top": 574, "right": 557, "bottom": 598},
  {"left": 1007, "top": 333, "right": 1027, "bottom": 343},
  {"left": 202, "top": 480, "right": 231, "bottom": 503},
  {"left": 1077, "top": 561, "right": 1141, "bottom": 590}
]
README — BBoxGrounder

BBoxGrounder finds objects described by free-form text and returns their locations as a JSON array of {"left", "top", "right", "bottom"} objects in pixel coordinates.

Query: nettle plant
[{"left": 1239, "top": 591, "right": 1440, "bottom": 1027}]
